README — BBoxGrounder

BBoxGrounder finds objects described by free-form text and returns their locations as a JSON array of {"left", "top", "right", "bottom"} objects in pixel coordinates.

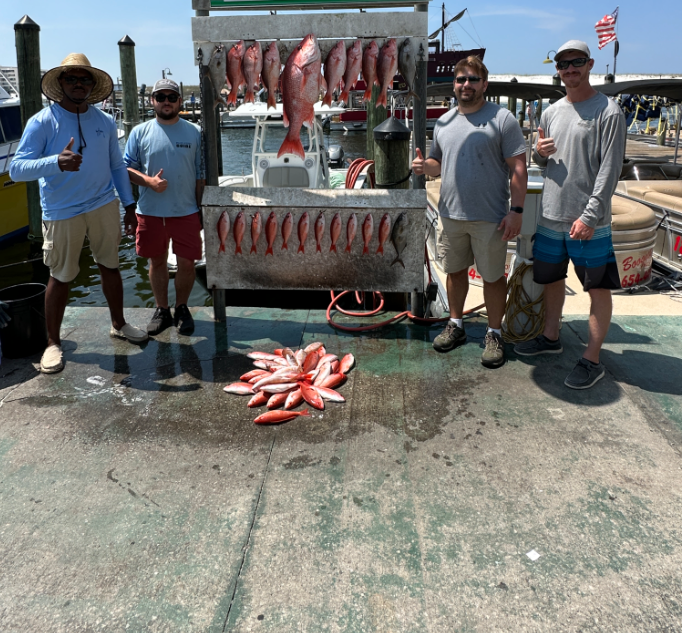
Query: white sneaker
[
  {"left": 110, "top": 323, "right": 148, "bottom": 344},
  {"left": 40, "top": 344, "right": 64, "bottom": 373}
]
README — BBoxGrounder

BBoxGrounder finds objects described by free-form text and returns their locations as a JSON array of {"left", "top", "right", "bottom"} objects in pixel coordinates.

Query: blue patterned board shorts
[{"left": 532, "top": 217, "right": 621, "bottom": 291}]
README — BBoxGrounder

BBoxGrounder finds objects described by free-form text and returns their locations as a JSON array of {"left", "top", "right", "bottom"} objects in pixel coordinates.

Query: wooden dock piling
[
  {"left": 118, "top": 36, "right": 140, "bottom": 140},
  {"left": 14, "top": 15, "right": 43, "bottom": 241},
  {"left": 366, "top": 84, "right": 387, "bottom": 161},
  {"left": 412, "top": 3, "right": 428, "bottom": 191}
]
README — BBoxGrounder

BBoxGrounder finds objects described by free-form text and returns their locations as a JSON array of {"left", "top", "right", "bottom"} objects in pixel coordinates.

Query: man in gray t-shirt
[
  {"left": 514, "top": 40, "right": 627, "bottom": 390},
  {"left": 413, "top": 55, "right": 527, "bottom": 369}
]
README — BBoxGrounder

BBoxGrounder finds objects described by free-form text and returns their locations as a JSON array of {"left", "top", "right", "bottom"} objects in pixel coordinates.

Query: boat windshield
[{"left": 0, "top": 105, "right": 22, "bottom": 144}]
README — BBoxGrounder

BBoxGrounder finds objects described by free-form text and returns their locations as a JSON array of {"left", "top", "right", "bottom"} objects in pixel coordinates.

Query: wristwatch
[{"left": 510, "top": 206, "right": 524, "bottom": 214}]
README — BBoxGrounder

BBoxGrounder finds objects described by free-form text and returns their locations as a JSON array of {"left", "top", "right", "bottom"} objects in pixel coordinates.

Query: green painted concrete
[{"left": 1, "top": 308, "right": 682, "bottom": 631}]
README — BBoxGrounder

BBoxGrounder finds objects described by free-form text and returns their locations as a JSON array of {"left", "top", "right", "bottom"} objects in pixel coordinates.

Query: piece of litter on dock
[
  {"left": 86, "top": 376, "right": 106, "bottom": 387},
  {"left": 526, "top": 550, "right": 541, "bottom": 561}
]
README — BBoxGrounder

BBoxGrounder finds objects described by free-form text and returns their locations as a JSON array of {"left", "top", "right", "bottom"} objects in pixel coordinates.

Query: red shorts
[{"left": 136, "top": 213, "right": 202, "bottom": 260}]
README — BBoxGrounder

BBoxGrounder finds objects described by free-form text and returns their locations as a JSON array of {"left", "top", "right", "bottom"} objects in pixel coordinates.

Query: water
[{"left": 0, "top": 127, "right": 369, "bottom": 308}]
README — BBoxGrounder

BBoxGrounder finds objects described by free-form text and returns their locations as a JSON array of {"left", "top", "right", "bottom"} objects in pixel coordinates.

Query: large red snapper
[
  {"left": 376, "top": 39, "right": 398, "bottom": 109},
  {"left": 322, "top": 41, "right": 346, "bottom": 107},
  {"left": 227, "top": 40, "right": 246, "bottom": 106},
  {"left": 362, "top": 41, "right": 380, "bottom": 103},
  {"left": 278, "top": 34, "right": 325, "bottom": 159},
  {"left": 217, "top": 209, "right": 230, "bottom": 254},
  {"left": 262, "top": 41, "right": 281, "bottom": 110},
  {"left": 338, "top": 40, "right": 363, "bottom": 106},
  {"left": 243, "top": 41, "right": 263, "bottom": 104}
]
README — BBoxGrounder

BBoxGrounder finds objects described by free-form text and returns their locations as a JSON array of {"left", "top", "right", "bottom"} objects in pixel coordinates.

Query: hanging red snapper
[
  {"left": 362, "top": 41, "right": 380, "bottom": 102},
  {"left": 339, "top": 40, "right": 363, "bottom": 106},
  {"left": 250, "top": 211, "right": 262, "bottom": 254},
  {"left": 226, "top": 40, "right": 246, "bottom": 106},
  {"left": 217, "top": 210, "right": 230, "bottom": 253},
  {"left": 377, "top": 213, "right": 391, "bottom": 255},
  {"left": 297, "top": 211, "right": 310, "bottom": 253},
  {"left": 376, "top": 39, "right": 398, "bottom": 109},
  {"left": 322, "top": 41, "right": 346, "bottom": 107},
  {"left": 314, "top": 212, "right": 325, "bottom": 253},
  {"left": 234, "top": 211, "right": 246, "bottom": 254},
  {"left": 278, "top": 34, "right": 324, "bottom": 159},
  {"left": 330, "top": 213, "right": 342, "bottom": 253},
  {"left": 281, "top": 212, "right": 293, "bottom": 250},
  {"left": 265, "top": 212, "right": 277, "bottom": 255},
  {"left": 345, "top": 213, "right": 357, "bottom": 253},
  {"left": 263, "top": 42, "right": 281, "bottom": 110},
  {"left": 362, "top": 214, "right": 373, "bottom": 255},
  {"left": 243, "top": 41, "right": 263, "bottom": 104}
]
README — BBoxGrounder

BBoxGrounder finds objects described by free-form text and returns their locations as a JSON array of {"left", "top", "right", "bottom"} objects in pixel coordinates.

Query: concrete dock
[{"left": 2, "top": 303, "right": 682, "bottom": 632}]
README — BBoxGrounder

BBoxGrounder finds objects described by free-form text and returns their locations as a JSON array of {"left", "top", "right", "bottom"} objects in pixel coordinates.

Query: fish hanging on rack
[
  {"left": 263, "top": 41, "right": 281, "bottom": 110},
  {"left": 362, "top": 41, "right": 380, "bottom": 103},
  {"left": 376, "top": 39, "right": 398, "bottom": 109},
  {"left": 362, "top": 214, "right": 373, "bottom": 255},
  {"left": 329, "top": 213, "right": 342, "bottom": 253},
  {"left": 264, "top": 212, "right": 277, "bottom": 255},
  {"left": 390, "top": 212, "right": 408, "bottom": 267},
  {"left": 338, "top": 40, "right": 363, "bottom": 106},
  {"left": 207, "top": 44, "right": 228, "bottom": 108},
  {"left": 322, "top": 41, "right": 346, "bottom": 107},
  {"left": 243, "top": 41, "right": 263, "bottom": 104},
  {"left": 217, "top": 209, "right": 230, "bottom": 254},
  {"left": 345, "top": 213, "right": 357, "bottom": 253},
  {"left": 377, "top": 213, "right": 391, "bottom": 255},
  {"left": 297, "top": 212, "right": 310, "bottom": 253},
  {"left": 233, "top": 211, "right": 245, "bottom": 254},
  {"left": 398, "top": 38, "right": 419, "bottom": 102},
  {"left": 226, "top": 40, "right": 246, "bottom": 107},
  {"left": 281, "top": 212, "right": 293, "bottom": 250},
  {"left": 314, "top": 212, "right": 325, "bottom": 253},
  {"left": 250, "top": 211, "right": 262, "bottom": 254}
]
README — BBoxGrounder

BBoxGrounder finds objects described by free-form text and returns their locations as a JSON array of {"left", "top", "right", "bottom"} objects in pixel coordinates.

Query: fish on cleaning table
[
  {"left": 207, "top": 45, "right": 227, "bottom": 108},
  {"left": 223, "top": 382, "right": 255, "bottom": 395},
  {"left": 254, "top": 409, "right": 311, "bottom": 424},
  {"left": 278, "top": 34, "right": 324, "bottom": 159},
  {"left": 376, "top": 39, "right": 398, "bottom": 109},
  {"left": 314, "top": 212, "right": 325, "bottom": 253},
  {"left": 250, "top": 211, "right": 262, "bottom": 254},
  {"left": 297, "top": 212, "right": 309, "bottom": 253},
  {"left": 322, "top": 40, "right": 346, "bottom": 107},
  {"left": 263, "top": 42, "right": 281, "bottom": 110},
  {"left": 330, "top": 213, "right": 342, "bottom": 253},
  {"left": 362, "top": 214, "right": 373, "bottom": 255},
  {"left": 398, "top": 38, "right": 419, "bottom": 102},
  {"left": 362, "top": 41, "right": 380, "bottom": 103},
  {"left": 265, "top": 212, "right": 277, "bottom": 255},
  {"left": 281, "top": 212, "right": 293, "bottom": 250},
  {"left": 233, "top": 211, "right": 245, "bottom": 254},
  {"left": 377, "top": 213, "right": 391, "bottom": 255},
  {"left": 226, "top": 40, "right": 246, "bottom": 106},
  {"left": 345, "top": 213, "right": 357, "bottom": 253},
  {"left": 338, "top": 40, "right": 363, "bottom": 106},
  {"left": 243, "top": 41, "right": 263, "bottom": 104},
  {"left": 217, "top": 210, "right": 230, "bottom": 254},
  {"left": 390, "top": 212, "right": 409, "bottom": 268}
]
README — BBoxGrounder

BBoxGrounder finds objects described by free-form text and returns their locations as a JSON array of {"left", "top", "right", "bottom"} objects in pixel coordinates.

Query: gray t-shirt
[
  {"left": 534, "top": 92, "right": 626, "bottom": 228},
  {"left": 429, "top": 101, "right": 526, "bottom": 223}
]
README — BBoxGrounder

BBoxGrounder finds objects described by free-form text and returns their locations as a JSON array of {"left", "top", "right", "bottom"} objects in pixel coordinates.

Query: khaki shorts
[
  {"left": 436, "top": 216, "right": 508, "bottom": 282},
  {"left": 42, "top": 200, "right": 122, "bottom": 283}
]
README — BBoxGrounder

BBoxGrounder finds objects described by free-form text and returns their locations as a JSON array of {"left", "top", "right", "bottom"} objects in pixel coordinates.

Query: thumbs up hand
[
  {"left": 412, "top": 147, "right": 426, "bottom": 175},
  {"left": 58, "top": 137, "right": 83, "bottom": 172},
  {"left": 149, "top": 168, "right": 168, "bottom": 193},
  {"left": 536, "top": 126, "right": 557, "bottom": 158}
]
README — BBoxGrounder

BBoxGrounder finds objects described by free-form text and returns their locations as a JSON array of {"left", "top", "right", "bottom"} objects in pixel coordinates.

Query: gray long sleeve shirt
[{"left": 533, "top": 92, "right": 626, "bottom": 228}]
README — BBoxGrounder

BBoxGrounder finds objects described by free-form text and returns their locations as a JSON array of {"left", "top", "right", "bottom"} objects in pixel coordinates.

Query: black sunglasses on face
[
  {"left": 556, "top": 57, "right": 589, "bottom": 70},
  {"left": 62, "top": 75, "right": 94, "bottom": 86},
  {"left": 455, "top": 76, "right": 482, "bottom": 84},
  {"left": 154, "top": 93, "right": 179, "bottom": 103}
]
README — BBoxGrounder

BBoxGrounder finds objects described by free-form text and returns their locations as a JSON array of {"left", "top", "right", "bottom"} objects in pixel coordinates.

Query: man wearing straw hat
[{"left": 10, "top": 53, "right": 148, "bottom": 374}]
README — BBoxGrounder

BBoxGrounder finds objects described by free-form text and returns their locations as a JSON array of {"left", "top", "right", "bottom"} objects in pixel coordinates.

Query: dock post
[
  {"left": 14, "top": 15, "right": 43, "bottom": 242},
  {"left": 550, "top": 73, "right": 561, "bottom": 105},
  {"left": 373, "top": 117, "right": 410, "bottom": 190},
  {"left": 508, "top": 77, "right": 517, "bottom": 120},
  {"left": 412, "top": 2, "right": 428, "bottom": 191},
  {"left": 366, "top": 84, "right": 386, "bottom": 161},
  {"left": 118, "top": 35, "right": 140, "bottom": 140}
]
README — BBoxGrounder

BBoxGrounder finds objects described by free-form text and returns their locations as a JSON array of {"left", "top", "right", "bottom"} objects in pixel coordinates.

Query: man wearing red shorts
[{"left": 124, "top": 79, "right": 205, "bottom": 335}]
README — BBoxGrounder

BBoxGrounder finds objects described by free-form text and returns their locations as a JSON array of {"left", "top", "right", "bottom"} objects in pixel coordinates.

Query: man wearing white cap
[
  {"left": 514, "top": 41, "right": 626, "bottom": 389},
  {"left": 10, "top": 53, "right": 148, "bottom": 374}
]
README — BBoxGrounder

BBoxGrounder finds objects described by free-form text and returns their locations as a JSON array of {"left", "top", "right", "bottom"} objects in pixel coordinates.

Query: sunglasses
[
  {"left": 455, "top": 76, "right": 482, "bottom": 85},
  {"left": 62, "top": 75, "right": 94, "bottom": 86},
  {"left": 154, "top": 93, "right": 180, "bottom": 103},
  {"left": 556, "top": 57, "right": 589, "bottom": 70}
]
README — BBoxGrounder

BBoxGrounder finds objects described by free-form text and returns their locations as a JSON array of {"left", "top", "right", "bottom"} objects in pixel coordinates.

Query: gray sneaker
[
  {"left": 433, "top": 321, "right": 466, "bottom": 352},
  {"left": 564, "top": 358, "right": 605, "bottom": 390},
  {"left": 514, "top": 334, "right": 562, "bottom": 356},
  {"left": 481, "top": 331, "right": 505, "bottom": 368}
]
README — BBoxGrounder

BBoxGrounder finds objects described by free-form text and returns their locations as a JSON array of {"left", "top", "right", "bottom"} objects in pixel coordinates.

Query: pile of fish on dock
[
  {"left": 217, "top": 209, "right": 408, "bottom": 267},
  {"left": 207, "top": 34, "right": 419, "bottom": 159},
  {"left": 223, "top": 342, "right": 355, "bottom": 424}
]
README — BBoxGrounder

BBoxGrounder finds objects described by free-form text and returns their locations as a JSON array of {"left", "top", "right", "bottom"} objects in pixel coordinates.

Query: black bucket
[{"left": 0, "top": 283, "right": 48, "bottom": 359}]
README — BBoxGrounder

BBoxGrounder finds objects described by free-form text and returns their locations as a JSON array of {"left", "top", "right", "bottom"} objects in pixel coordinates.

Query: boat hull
[{"left": 0, "top": 172, "right": 29, "bottom": 243}]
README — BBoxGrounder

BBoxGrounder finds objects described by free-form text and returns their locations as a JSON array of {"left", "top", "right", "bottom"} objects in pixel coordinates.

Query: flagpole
[{"left": 613, "top": 40, "right": 619, "bottom": 78}]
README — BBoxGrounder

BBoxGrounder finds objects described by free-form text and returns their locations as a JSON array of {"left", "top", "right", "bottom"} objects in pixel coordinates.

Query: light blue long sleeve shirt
[
  {"left": 9, "top": 103, "right": 135, "bottom": 221},
  {"left": 124, "top": 118, "right": 203, "bottom": 218}
]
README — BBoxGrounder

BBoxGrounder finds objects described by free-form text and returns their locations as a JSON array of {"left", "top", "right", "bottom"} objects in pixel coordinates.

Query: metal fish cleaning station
[{"left": 4, "top": 4, "right": 682, "bottom": 633}]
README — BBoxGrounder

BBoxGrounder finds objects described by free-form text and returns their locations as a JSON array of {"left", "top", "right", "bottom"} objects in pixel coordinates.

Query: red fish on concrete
[
  {"left": 250, "top": 211, "right": 262, "bottom": 254},
  {"left": 345, "top": 213, "right": 358, "bottom": 253},
  {"left": 314, "top": 212, "right": 325, "bottom": 253},
  {"left": 241, "top": 369, "right": 269, "bottom": 381},
  {"left": 320, "top": 373, "right": 346, "bottom": 389},
  {"left": 226, "top": 40, "right": 246, "bottom": 106},
  {"left": 281, "top": 212, "right": 293, "bottom": 250},
  {"left": 248, "top": 391, "right": 270, "bottom": 408},
  {"left": 339, "top": 353, "right": 355, "bottom": 374},
  {"left": 254, "top": 408, "right": 311, "bottom": 424},
  {"left": 217, "top": 209, "right": 230, "bottom": 253},
  {"left": 314, "top": 386, "right": 346, "bottom": 402},
  {"left": 300, "top": 382, "right": 324, "bottom": 410},
  {"left": 284, "top": 388, "right": 304, "bottom": 410},
  {"left": 330, "top": 213, "right": 342, "bottom": 253},
  {"left": 377, "top": 213, "right": 391, "bottom": 255},
  {"left": 362, "top": 41, "right": 380, "bottom": 103},
  {"left": 263, "top": 41, "right": 281, "bottom": 110},
  {"left": 234, "top": 211, "right": 246, "bottom": 254},
  {"left": 223, "top": 382, "right": 255, "bottom": 395},
  {"left": 362, "top": 214, "right": 373, "bottom": 255},
  {"left": 243, "top": 41, "right": 263, "bottom": 104},
  {"left": 338, "top": 40, "right": 363, "bottom": 106},
  {"left": 297, "top": 211, "right": 310, "bottom": 253},
  {"left": 278, "top": 34, "right": 325, "bottom": 159},
  {"left": 267, "top": 391, "right": 291, "bottom": 409},
  {"left": 302, "top": 350, "right": 320, "bottom": 373},
  {"left": 304, "top": 341, "right": 324, "bottom": 353},
  {"left": 322, "top": 41, "right": 346, "bottom": 107},
  {"left": 247, "top": 351, "right": 281, "bottom": 361},
  {"left": 376, "top": 39, "right": 398, "bottom": 109},
  {"left": 265, "top": 211, "right": 277, "bottom": 255}
]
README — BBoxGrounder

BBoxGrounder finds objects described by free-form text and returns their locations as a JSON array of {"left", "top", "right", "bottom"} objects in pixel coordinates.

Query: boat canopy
[
  {"left": 595, "top": 79, "right": 682, "bottom": 102},
  {"left": 427, "top": 81, "right": 566, "bottom": 101}
]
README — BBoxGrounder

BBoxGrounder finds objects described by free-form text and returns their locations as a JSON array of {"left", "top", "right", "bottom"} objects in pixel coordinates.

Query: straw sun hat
[{"left": 41, "top": 53, "right": 114, "bottom": 104}]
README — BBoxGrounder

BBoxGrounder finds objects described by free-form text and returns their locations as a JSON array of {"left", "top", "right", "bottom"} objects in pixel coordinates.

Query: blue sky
[{"left": 2, "top": 1, "right": 680, "bottom": 86}]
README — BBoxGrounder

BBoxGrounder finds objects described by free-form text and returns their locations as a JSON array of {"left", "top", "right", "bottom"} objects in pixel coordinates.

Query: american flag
[{"left": 595, "top": 7, "right": 619, "bottom": 50}]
